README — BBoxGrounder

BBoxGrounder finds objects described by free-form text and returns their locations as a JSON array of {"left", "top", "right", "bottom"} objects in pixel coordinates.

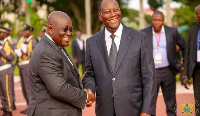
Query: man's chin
[{"left": 62, "top": 43, "right": 69, "bottom": 47}]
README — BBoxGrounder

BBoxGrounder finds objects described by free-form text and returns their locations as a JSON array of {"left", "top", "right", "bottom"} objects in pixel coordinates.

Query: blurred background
[
  {"left": 0, "top": 0, "right": 198, "bottom": 76},
  {"left": 0, "top": 1, "right": 197, "bottom": 115}
]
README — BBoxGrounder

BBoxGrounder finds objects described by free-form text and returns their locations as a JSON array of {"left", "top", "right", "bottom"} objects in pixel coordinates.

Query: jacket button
[
  {"left": 111, "top": 95, "right": 114, "bottom": 98},
  {"left": 112, "top": 78, "right": 115, "bottom": 81}
]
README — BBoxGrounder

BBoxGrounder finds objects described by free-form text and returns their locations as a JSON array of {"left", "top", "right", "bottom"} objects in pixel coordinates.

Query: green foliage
[
  {"left": 121, "top": 8, "right": 139, "bottom": 29},
  {"left": 121, "top": 8, "right": 152, "bottom": 30},
  {"left": 172, "top": 7, "right": 193, "bottom": 39},
  {"left": 145, "top": 14, "right": 152, "bottom": 25},
  {"left": 0, "top": 7, "right": 13, "bottom": 26},
  {"left": 147, "top": 0, "right": 164, "bottom": 10},
  {"left": 35, "top": 0, "right": 127, "bottom": 34},
  {"left": 16, "top": 10, "right": 47, "bottom": 38},
  {"left": 27, "top": 0, "right": 32, "bottom": 4},
  {"left": 14, "top": 66, "right": 19, "bottom": 76},
  {"left": 173, "top": 1, "right": 199, "bottom": 40}
]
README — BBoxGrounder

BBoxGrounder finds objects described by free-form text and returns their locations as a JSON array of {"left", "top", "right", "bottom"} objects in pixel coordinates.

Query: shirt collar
[
  {"left": 1, "top": 37, "right": 8, "bottom": 45},
  {"left": 105, "top": 23, "right": 123, "bottom": 41},
  {"left": 152, "top": 25, "right": 165, "bottom": 35},
  {"left": 76, "top": 38, "right": 82, "bottom": 42},
  {"left": 45, "top": 33, "right": 55, "bottom": 43}
]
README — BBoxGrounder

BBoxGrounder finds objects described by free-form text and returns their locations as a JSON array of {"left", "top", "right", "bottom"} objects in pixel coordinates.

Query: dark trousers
[
  {"left": 19, "top": 64, "right": 30, "bottom": 104},
  {"left": 155, "top": 67, "right": 176, "bottom": 116},
  {"left": 0, "top": 68, "right": 14, "bottom": 112},
  {"left": 193, "top": 64, "right": 200, "bottom": 116}
]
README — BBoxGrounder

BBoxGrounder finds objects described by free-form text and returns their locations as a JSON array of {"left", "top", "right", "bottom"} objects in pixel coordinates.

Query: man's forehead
[
  {"left": 152, "top": 14, "right": 164, "bottom": 19},
  {"left": 100, "top": 0, "right": 119, "bottom": 8}
]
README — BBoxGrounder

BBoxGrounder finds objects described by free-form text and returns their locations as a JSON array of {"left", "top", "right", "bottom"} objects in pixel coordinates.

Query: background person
[
  {"left": 183, "top": 4, "right": 200, "bottom": 116},
  {"left": 72, "top": 30, "right": 85, "bottom": 74},
  {"left": 141, "top": 11, "right": 186, "bottom": 116}
]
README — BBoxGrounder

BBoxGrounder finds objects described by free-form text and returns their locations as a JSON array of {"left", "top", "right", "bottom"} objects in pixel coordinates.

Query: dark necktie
[
  {"left": 61, "top": 48, "right": 74, "bottom": 66},
  {"left": 109, "top": 34, "right": 117, "bottom": 73}
]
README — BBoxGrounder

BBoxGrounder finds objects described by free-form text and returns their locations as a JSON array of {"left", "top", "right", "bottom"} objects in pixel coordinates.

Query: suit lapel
[
  {"left": 164, "top": 26, "right": 171, "bottom": 55},
  {"left": 75, "top": 39, "right": 81, "bottom": 50},
  {"left": 114, "top": 25, "right": 132, "bottom": 75},
  {"left": 194, "top": 24, "right": 200, "bottom": 53},
  {"left": 148, "top": 26, "right": 153, "bottom": 50},
  {"left": 43, "top": 35, "right": 81, "bottom": 85},
  {"left": 96, "top": 29, "right": 113, "bottom": 75},
  {"left": 62, "top": 48, "right": 81, "bottom": 84}
]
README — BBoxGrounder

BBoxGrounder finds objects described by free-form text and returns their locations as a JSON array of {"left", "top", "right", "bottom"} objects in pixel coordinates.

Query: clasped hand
[{"left": 83, "top": 89, "right": 95, "bottom": 107}]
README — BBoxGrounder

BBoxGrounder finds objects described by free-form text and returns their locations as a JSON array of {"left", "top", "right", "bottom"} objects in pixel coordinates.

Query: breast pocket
[{"left": 125, "top": 52, "right": 139, "bottom": 59}]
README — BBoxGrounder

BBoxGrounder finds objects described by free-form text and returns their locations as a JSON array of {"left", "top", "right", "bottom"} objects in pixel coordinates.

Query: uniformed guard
[
  {"left": 0, "top": 25, "right": 15, "bottom": 116},
  {"left": 34, "top": 23, "right": 47, "bottom": 44},
  {"left": 14, "top": 24, "right": 36, "bottom": 114}
]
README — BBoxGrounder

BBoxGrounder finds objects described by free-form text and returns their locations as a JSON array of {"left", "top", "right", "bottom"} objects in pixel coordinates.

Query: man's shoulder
[
  {"left": 164, "top": 25, "right": 176, "bottom": 31},
  {"left": 87, "top": 30, "right": 103, "bottom": 42},
  {"left": 128, "top": 27, "right": 147, "bottom": 37},
  {"left": 140, "top": 26, "right": 152, "bottom": 32},
  {"left": 189, "top": 23, "right": 200, "bottom": 32},
  {"left": 72, "top": 39, "right": 77, "bottom": 44}
]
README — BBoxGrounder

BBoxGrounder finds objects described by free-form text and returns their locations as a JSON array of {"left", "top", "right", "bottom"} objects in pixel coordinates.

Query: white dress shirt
[
  {"left": 76, "top": 38, "right": 84, "bottom": 50},
  {"left": 105, "top": 23, "right": 123, "bottom": 55}
]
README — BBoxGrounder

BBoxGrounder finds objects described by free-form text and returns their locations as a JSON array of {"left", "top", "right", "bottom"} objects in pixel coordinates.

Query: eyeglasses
[{"left": 57, "top": 26, "right": 74, "bottom": 33}]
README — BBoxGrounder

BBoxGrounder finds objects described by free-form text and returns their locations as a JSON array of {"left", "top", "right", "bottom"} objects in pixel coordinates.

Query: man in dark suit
[
  {"left": 183, "top": 4, "right": 200, "bottom": 116},
  {"left": 141, "top": 11, "right": 186, "bottom": 116},
  {"left": 27, "top": 11, "right": 95, "bottom": 116},
  {"left": 83, "top": 0, "right": 156, "bottom": 116},
  {"left": 72, "top": 31, "right": 85, "bottom": 73}
]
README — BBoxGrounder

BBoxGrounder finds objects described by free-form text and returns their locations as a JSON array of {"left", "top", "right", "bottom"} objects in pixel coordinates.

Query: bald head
[
  {"left": 46, "top": 11, "right": 73, "bottom": 47},
  {"left": 47, "top": 11, "right": 71, "bottom": 26},
  {"left": 195, "top": 4, "right": 200, "bottom": 23}
]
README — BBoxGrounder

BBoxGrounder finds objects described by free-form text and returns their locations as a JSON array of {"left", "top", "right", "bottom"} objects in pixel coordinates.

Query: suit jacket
[
  {"left": 72, "top": 39, "right": 85, "bottom": 63},
  {"left": 83, "top": 25, "right": 157, "bottom": 116},
  {"left": 141, "top": 25, "right": 186, "bottom": 75},
  {"left": 183, "top": 23, "right": 200, "bottom": 79},
  {"left": 27, "top": 35, "right": 87, "bottom": 116}
]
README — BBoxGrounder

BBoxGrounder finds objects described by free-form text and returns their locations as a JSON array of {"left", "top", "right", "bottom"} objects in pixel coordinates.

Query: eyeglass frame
[
  {"left": 57, "top": 26, "right": 74, "bottom": 33},
  {"left": 48, "top": 24, "right": 74, "bottom": 33}
]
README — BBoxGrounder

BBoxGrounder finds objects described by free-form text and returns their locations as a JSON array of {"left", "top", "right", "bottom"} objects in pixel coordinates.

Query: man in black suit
[
  {"left": 183, "top": 4, "right": 200, "bottom": 116},
  {"left": 83, "top": 0, "right": 157, "bottom": 116},
  {"left": 27, "top": 11, "right": 95, "bottom": 116},
  {"left": 141, "top": 11, "right": 186, "bottom": 116},
  {"left": 72, "top": 31, "right": 85, "bottom": 73}
]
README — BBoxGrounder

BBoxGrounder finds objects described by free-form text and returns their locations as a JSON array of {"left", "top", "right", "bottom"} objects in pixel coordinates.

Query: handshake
[{"left": 83, "top": 89, "right": 95, "bottom": 107}]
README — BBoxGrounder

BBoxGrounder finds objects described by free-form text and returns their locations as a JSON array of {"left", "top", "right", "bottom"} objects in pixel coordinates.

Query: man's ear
[
  {"left": 97, "top": 12, "right": 102, "bottom": 22},
  {"left": 47, "top": 25, "right": 53, "bottom": 35}
]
